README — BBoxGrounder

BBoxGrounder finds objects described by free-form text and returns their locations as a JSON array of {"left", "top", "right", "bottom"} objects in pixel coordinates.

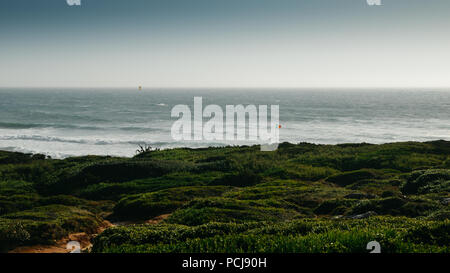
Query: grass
[
  {"left": 0, "top": 140, "right": 449, "bottom": 253},
  {"left": 92, "top": 217, "right": 449, "bottom": 253},
  {"left": 0, "top": 205, "right": 102, "bottom": 251}
]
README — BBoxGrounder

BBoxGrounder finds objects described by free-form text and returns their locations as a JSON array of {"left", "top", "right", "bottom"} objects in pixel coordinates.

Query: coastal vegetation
[{"left": 0, "top": 141, "right": 449, "bottom": 253}]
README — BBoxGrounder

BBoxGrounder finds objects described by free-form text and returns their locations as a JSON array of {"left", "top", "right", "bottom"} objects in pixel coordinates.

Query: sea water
[{"left": 1, "top": 88, "right": 449, "bottom": 158}]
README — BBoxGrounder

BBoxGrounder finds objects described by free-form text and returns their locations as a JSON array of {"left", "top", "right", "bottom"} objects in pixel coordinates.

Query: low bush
[
  {"left": 326, "top": 169, "right": 379, "bottom": 187},
  {"left": 111, "top": 186, "right": 232, "bottom": 221},
  {"left": 401, "top": 169, "right": 450, "bottom": 194}
]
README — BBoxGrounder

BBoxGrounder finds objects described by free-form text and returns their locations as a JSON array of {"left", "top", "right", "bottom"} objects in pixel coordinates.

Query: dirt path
[
  {"left": 9, "top": 214, "right": 171, "bottom": 253},
  {"left": 9, "top": 220, "right": 113, "bottom": 253},
  {"left": 112, "top": 213, "right": 171, "bottom": 226},
  {"left": 145, "top": 213, "right": 171, "bottom": 224}
]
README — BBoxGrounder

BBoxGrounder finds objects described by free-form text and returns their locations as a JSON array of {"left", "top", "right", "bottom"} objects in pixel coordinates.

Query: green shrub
[
  {"left": 326, "top": 170, "right": 379, "bottom": 186},
  {"left": 112, "top": 186, "right": 232, "bottom": 221},
  {"left": 91, "top": 222, "right": 265, "bottom": 252},
  {"left": 401, "top": 169, "right": 450, "bottom": 194},
  {"left": 166, "top": 197, "right": 301, "bottom": 226},
  {"left": 0, "top": 205, "right": 102, "bottom": 251},
  {"left": 46, "top": 159, "right": 196, "bottom": 194},
  {"left": 78, "top": 171, "right": 222, "bottom": 200},
  {"left": 350, "top": 197, "right": 440, "bottom": 217},
  {"left": 314, "top": 199, "right": 357, "bottom": 215},
  {"left": 404, "top": 220, "right": 449, "bottom": 246},
  {"left": 213, "top": 170, "right": 262, "bottom": 187},
  {"left": 0, "top": 194, "right": 40, "bottom": 215},
  {"left": 92, "top": 217, "right": 450, "bottom": 253},
  {"left": 0, "top": 222, "right": 31, "bottom": 251}
]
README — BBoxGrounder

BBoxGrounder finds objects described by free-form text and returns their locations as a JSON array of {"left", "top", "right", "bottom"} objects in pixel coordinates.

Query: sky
[{"left": 0, "top": 0, "right": 449, "bottom": 88}]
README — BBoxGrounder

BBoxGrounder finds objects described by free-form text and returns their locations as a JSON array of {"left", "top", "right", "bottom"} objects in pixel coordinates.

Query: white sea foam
[{"left": 1, "top": 88, "right": 449, "bottom": 158}]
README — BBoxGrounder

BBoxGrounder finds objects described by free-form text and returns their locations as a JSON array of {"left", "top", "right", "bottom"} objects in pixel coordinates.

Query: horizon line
[{"left": 1, "top": 86, "right": 450, "bottom": 90}]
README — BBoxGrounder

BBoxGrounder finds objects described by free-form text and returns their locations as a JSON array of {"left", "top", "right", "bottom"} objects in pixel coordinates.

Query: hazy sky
[{"left": 1, "top": 0, "right": 449, "bottom": 88}]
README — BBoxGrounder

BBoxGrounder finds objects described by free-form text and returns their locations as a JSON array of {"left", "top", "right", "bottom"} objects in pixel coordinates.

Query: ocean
[{"left": 1, "top": 88, "right": 450, "bottom": 158}]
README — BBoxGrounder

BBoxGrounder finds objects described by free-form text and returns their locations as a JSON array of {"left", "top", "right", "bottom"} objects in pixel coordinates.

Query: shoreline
[{"left": 1, "top": 139, "right": 449, "bottom": 160}]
